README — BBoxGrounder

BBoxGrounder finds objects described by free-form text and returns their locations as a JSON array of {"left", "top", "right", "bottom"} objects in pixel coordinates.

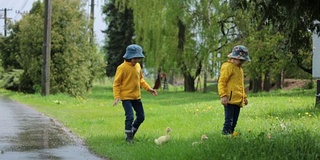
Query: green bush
[{"left": 0, "top": 69, "right": 23, "bottom": 91}]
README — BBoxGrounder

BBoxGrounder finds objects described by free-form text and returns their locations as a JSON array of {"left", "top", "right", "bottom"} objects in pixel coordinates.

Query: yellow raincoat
[{"left": 218, "top": 60, "right": 247, "bottom": 107}]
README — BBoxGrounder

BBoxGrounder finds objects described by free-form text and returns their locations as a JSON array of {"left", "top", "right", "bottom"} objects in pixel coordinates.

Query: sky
[{"left": 0, "top": 0, "right": 107, "bottom": 45}]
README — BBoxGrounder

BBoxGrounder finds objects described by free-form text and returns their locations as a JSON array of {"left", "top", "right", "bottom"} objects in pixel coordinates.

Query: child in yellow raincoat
[
  {"left": 218, "top": 45, "right": 251, "bottom": 135},
  {"left": 113, "top": 44, "right": 158, "bottom": 143}
]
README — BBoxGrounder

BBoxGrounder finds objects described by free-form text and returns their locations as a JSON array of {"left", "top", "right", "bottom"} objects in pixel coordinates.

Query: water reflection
[{"left": 0, "top": 96, "right": 103, "bottom": 160}]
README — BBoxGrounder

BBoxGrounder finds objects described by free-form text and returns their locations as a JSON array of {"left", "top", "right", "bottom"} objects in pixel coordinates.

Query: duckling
[
  {"left": 192, "top": 134, "right": 208, "bottom": 146},
  {"left": 154, "top": 127, "right": 172, "bottom": 145}
]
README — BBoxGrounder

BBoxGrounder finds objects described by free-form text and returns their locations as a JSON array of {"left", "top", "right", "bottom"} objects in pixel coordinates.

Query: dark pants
[
  {"left": 222, "top": 104, "right": 241, "bottom": 135},
  {"left": 122, "top": 100, "right": 145, "bottom": 133}
]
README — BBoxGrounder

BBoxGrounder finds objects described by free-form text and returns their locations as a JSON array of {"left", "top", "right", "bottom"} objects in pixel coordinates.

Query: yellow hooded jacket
[
  {"left": 218, "top": 60, "right": 247, "bottom": 107},
  {"left": 113, "top": 61, "right": 151, "bottom": 100}
]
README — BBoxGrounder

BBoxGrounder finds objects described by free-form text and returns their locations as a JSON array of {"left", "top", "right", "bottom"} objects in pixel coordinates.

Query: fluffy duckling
[
  {"left": 154, "top": 127, "right": 172, "bottom": 145},
  {"left": 192, "top": 134, "right": 208, "bottom": 146}
]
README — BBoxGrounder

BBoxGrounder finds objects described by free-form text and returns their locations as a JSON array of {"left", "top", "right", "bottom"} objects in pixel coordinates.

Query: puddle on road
[
  {"left": 10, "top": 126, "right": 74, "bottom": 151},
  {"left": 0, "top": 97, "right": 104, "bottom": 160},
  {"left": 4, "top": 114, "right": 75, "bottom": 152}
]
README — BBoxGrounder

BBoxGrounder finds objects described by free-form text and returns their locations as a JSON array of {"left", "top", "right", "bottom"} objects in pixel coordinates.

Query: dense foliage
[
  {"left": 102, "top": 0, "right": 135, "bottom": 77},
  {"left": 0, "top": 0, "right": 104, "bottom": 96},
  {"left": 230, "top": 0, "right": 315, "bottom": 74}
]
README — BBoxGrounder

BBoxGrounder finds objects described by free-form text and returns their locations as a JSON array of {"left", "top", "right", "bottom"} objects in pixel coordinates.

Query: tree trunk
[
  {"left": 153, "top": 70, "right": 161, "bottom": 89},
  {"left": 281, "top": 69, "right": 285, "bottom": 89},
  {"left": 274, "top": 71, "right": 282, "bottom": 89},
  {"left": 263, "top": 71, "right": 271, "bottom": 92},
  {"left": 168, "top": 70, "right": 174, "bottom": 85},
  {"left": 184, "top": 73, "right": 196, "bottom": 92},
  {"left": 252, "top": 76, "right": 262, "bottom": 93},
  {"left": 203, "top": 71, "right": 207, "bottom": 93},
  {"left": 249, "top": 79, "right": 253, "bottom": 91}
]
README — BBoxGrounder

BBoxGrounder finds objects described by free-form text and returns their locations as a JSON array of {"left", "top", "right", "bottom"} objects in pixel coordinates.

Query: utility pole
[
  {"left": 0, "top": 8, "right": 12, "bottom": 36},
  {"left": 90, "top": 0, "right": 94, "bottom": 43},
  {"left": 42, "top": 0, "right": 52, "bottom": 96}
]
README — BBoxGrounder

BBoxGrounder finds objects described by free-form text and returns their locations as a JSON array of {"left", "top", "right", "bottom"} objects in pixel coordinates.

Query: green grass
[{"left": 0, "top": 79, "right": 319, "bottom": 160}]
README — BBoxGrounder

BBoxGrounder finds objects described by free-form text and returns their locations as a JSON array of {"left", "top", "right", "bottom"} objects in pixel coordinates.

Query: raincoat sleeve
[
  {"left": 113, "top": 67, "right": 122, "bottom": 99},
  {"left": 139, "top": 66, "right": 151, "bottom": 91},
  {"left": 218, "top": 63, "right": 231, "bottom": 98}
]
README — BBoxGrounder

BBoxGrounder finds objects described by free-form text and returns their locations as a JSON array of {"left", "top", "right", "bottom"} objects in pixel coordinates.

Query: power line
[
  {"left": 0, "top": 0, "right": 15, "bottom": 10},
  {"left": 14, "top": 0, "right": 29, "bottom": 19},
  {"left": 18, "top": 0, "right": 28, "bottom": 11},
  {"left": 8, "top": 1, "right": 17, "bottom": 9}
]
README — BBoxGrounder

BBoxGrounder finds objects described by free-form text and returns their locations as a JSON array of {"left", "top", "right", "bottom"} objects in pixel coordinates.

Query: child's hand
[
  {"left": 113, "top": 98, "right": 120, "bottom": 106},
  {"left": 244, "top": 98, "right": 248, "bottom": 105},
  {"left": 148, "top": 88, "right": 158, "bottom": 96},
  {"left": 221, "top": 96, "right": 228, "bottom": 106}
]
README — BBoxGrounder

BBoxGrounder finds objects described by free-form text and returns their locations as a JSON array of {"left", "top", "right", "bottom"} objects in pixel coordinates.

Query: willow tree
[{"left": 115, "top": 0, "right": 223, "bottom": 92}]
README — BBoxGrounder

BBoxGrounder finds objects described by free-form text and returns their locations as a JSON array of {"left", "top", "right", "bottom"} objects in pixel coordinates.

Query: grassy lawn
[{"left": 0, "top": 79, "right": 319, "bottom": 160}]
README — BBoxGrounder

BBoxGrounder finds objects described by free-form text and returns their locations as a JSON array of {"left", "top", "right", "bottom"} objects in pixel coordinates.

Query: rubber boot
[
  {"left": 125, "top": 132, "right": 133, "bottom": 143},
  {"left": 132, "top": 128, "right": 138, "bottom": 137}
]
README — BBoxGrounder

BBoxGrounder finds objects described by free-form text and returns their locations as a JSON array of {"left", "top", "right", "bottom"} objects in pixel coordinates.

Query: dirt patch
[{"left": 282, "top": 79, "right": 310, "bottom": 90}]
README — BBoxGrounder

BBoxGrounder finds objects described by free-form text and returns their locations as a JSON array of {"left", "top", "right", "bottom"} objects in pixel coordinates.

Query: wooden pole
[
  {"left": 42, "top": 0, "right": 52, "bottom": 96},
  {"left": 4, "top": 8, "right": 7, "bottom": 36}
]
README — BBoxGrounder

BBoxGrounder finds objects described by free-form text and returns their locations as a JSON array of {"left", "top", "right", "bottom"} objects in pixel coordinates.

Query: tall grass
[{"left": 0, "top": 79, "right": 319, "bottom": 160}]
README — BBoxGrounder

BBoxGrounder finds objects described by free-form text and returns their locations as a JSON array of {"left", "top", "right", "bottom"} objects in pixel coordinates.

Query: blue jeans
[
  {"left": 222, "top": 104, "right": 241, "bottom": 135},
  {"left": 122, "top": 100, "right": 145, "bottom": 133}
]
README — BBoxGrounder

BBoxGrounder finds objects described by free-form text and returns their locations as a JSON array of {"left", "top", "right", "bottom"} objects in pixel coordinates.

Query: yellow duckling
[
  {"left": 154, "top": 127, "right": 172, "bottom": 145},
  {"left": 192, "top": 134, "right": 208, "bottom": 146}
]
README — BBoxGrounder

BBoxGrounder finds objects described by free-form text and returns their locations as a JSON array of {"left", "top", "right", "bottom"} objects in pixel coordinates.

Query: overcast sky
[{"left": 0, "top": 0, "right": 106, "bottom": 45}]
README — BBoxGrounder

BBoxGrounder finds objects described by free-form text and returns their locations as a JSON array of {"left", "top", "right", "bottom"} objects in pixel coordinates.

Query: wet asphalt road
[{"left": 0, "top": 96, "right": 105, "bottom": 160}]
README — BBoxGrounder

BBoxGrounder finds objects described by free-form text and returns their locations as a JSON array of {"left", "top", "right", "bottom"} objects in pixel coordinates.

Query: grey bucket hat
[
  {"left": 227, "top": 45, "right": 251, "bottom": 61},
  {"left": 123, "top": 44, "right": 145, "bottom": 59}
]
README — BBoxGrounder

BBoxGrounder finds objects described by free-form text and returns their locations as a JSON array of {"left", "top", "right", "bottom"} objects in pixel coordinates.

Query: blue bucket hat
[
  {"left": 227, "top": 45, "right": 251, "bottom": 61},
  {"left": 123, "top": 44, "right": 145, "bottom": 59}
]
